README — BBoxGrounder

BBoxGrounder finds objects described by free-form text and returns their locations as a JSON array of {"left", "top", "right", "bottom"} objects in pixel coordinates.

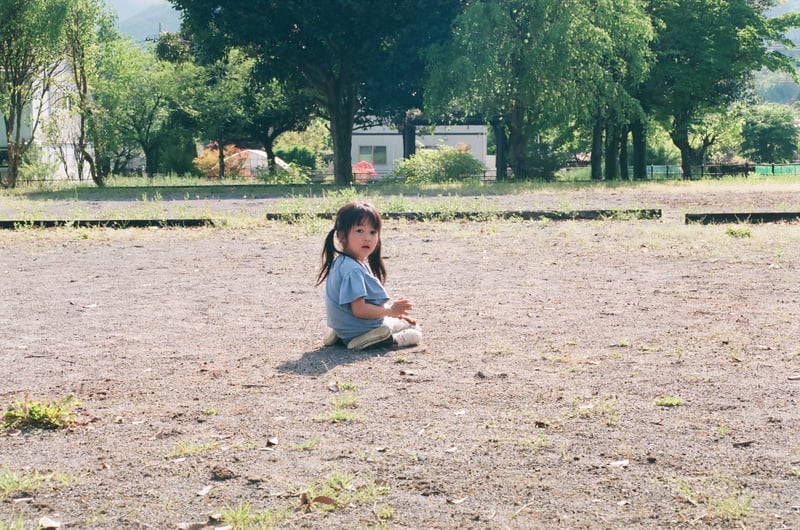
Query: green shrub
[
  {"left": 275, "top": 146, "right": 316, "bottom": 170},
  {"left": 391, "top": 145, "right": 485, "bottom": 183}
]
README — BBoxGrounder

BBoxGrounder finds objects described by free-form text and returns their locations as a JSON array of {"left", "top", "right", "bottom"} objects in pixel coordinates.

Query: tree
[
  {"left": 0, "top": 0, "right": 69, "bottom": 188},
  {"left": 93, "top": 37, "right": 176, "bottom": 177},
  {"left": 243, "top": 74, "right": 314, "bottom": 171},
  {"left": 580, "top": 0, "right": 652, "bottom": 180},
  {"left": 640, "top": 0, "right": 800, "bottom": 178},
  {"left": 426, "top": 0, "right": 650, "bottom": 180},
  {"left": 171, "top": 0, "right": 452, "bottom": 185},
  {"left": 740, "top": 104, "right": 799, "bottom": 162},
  {"left": 173, "top": 49, "right": 251, "bottom": 179},
  {"left": 61, "top": 0, "right": 115, "bottom": 186}
]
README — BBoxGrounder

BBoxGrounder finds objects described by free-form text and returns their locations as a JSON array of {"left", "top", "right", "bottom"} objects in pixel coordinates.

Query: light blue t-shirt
[{"left": 325, "top": 255, "right": 389, "bottom": 342}]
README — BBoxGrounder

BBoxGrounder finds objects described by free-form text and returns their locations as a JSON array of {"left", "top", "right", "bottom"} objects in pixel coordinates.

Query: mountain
[{"left": 105, "top": 0, "right": 180, "bottom": 42}]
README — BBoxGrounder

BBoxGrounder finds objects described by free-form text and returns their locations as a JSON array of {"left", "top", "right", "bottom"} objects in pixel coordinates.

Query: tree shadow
[{"left": 276, "top": 344, "right": 393, "bottom": 376}]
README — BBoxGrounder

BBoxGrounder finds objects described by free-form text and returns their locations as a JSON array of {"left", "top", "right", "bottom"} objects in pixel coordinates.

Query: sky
[{"left": 106, "top": 0, "right": 170, "bottom": 20}]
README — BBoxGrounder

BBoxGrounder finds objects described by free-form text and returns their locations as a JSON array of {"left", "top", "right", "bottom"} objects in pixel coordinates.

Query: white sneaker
[
  {"left": 393, "top": 328, "right": 422, "bottom": 348},
  {"left": 323, "top": 329, "right": 339, "bottom": 347},
  {"left": 347, "top": 325, "right": 392, "bottom": 350}
]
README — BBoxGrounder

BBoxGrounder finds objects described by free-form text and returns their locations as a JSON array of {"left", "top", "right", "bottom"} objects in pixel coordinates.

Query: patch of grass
[
  {"left": 332, "top": 390, "right": 359, "bottom": 409},
  {"left": 2, "top": 395, "right": 80, "bottom": 430},
  {"left": 0, "top": 514, "right": 26, "bottom": 530},
  {"left": 374, "top": 503, "right": 395, "bottom": 520},
  {"left": 675, "top": 475, "right": 753, "bottom": 522},
  {"left": 315, "top": 389, "right": 363, "bottom": 423},
  {"left": 567, "top": 395, "right": 620, "bottom": 426},
  {"left": 220, "top": 501, "right": 293, "bottom": 529},
  {"left": 201, "top": 409, "right": 219, "bottom": 416},
  {"left": 487, "top": 434, "right": 549, "bottom": 454},
  {"left": 302, "top": 470, "right": 389, "bottom": 513},
  {"left": 656, "top": 395, "right": 684, "bottom": 407},
  {"left": 166, "top": 439, "right": 221, "bottom": 458},
  {"left": 725, "top": 226, "right": 752, "bottom": 238},
  {"left": 0, "top": 467, "right": 46, "bottom": 499},
  {"left": 0, "top": 467, "right": 73, "bottom": 509},
  {"left": 287, "top": 438, "right": 319, "bottom": 451}
]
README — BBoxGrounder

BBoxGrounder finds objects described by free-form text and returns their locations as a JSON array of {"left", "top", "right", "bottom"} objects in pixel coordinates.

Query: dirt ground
[{"left": 1, "top": 182, "right": 800, "bottom": 529}]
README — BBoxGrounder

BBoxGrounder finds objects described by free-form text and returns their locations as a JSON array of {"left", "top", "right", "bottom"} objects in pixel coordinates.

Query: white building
[
  {"left": 1, "top": 70, "right": 89, "bottom": 182},
  {"left": 351, "top": 123, "right": 488, "bottom": 175}
]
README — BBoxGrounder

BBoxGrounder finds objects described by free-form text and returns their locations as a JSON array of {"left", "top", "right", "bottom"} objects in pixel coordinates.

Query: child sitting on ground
[{"left": 316, "top": 201, "right": 422, "bottom": 350}]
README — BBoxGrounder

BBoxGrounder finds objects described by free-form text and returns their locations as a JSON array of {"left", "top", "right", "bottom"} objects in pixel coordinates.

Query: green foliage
[
  {"left": 220, "top": 502, "right": 293, "bottom": 528},
  {"left": 392, "top": 146, "right": 485, "bottom": 183},
  {"left": 655, "top": 396, "right": 684, "bottom": 407},
  {"left": 275, "top": 146, "right": 316, "bottom": 170},
  {"left": 641, "top": 0, "right": 798, "bottom": 176},
  {"left": 740, "top": 104, "right": 799, "bottom": 163},
  {"left": 725, "top": 226, "right": 752, "bottom": 238},
  {"left": 0, "top": 466, "right": 46, "bottom": 499},
  {"left": 2, "top": 395, "right": 80, "bottom": 430},
  {"left": 0, "top": 0, "right": 70, "bottom": 187}
]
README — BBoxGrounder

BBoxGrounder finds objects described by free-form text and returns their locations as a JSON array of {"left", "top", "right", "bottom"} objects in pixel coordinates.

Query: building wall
[{"left": 351, "top": 124, "right": 488, "bottom": 175}]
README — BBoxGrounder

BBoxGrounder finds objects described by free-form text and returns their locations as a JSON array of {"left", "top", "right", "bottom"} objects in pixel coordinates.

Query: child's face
[{"left": 341, "top": 220, "right": 380, "bottom": 262}]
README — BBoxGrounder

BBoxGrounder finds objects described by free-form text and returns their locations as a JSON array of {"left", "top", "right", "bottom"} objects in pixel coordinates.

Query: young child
[{"left": 316, "top": 201, "right": 422, "bottom": 350}]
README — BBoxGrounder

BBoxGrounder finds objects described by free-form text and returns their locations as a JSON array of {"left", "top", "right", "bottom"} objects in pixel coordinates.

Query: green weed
[
  {"left": 166, "top": 439, "right": 221, "bottom": 458},
  {"left": 315, "top": 389, "right": 363, "bottom": 423},
  {"left": 656, "top": 395, "right": 684, "bottom": 407},
  {"left": 725, "top": 226, "right": 752, "bottom": 238},
  {"left": 568, "top": 395, "right": 620, "bottom": 426},
  {"left": 303, "top": 470, "right": 389, "bottom": 512},
  {"left": 374, "top": 503, "right": 395, "bottom": 520},
  {"left": 0, "top": 514, "right": 26, "bottom": 530},
  {"left": 220, "top": 502, "right": 293, "bottom": 529},
  {"left": 675, "top": 475, "right": 753, "bottom": 522},
  {"left": 287, "top": 438, "right": 319, "bottom": 451},
  {"left": 2, "top": 395, "right": 80, "bottom": 430},
  {"left": 0, "top": 467, "right": 46, "bottom": 499}
]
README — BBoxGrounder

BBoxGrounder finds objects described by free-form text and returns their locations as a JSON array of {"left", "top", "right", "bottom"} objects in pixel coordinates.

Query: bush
[
  {"left": 275, "top": 146, "right": 316, "bottom": 171},
  {"left": 391, "top": 144, "right": 485, "bottom": 183},
  {"left": 352, "top": 160, "right": 377, "bottom": 183},
  {"left": 193, "top": 144, "right": 246, "bottom": 179}
]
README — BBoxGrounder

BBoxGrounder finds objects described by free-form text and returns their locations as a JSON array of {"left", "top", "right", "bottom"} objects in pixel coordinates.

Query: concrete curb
[{"left": 0, "top": 209, "right": 662, "bottom": 229}]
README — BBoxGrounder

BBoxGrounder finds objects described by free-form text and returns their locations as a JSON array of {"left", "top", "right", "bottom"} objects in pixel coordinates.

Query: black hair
[{"left": 315, "top": 201, "right": 386, "bottom": 286}]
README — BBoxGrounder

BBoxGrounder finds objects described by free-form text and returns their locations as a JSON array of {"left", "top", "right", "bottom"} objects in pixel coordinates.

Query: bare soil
[{"left": 1, "top": 182, "right": 800, "bottom": 529}]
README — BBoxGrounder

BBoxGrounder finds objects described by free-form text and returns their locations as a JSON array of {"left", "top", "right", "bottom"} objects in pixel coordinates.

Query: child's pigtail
[{"left": 315, "top": 227, "right": 338, "bottom": 286}]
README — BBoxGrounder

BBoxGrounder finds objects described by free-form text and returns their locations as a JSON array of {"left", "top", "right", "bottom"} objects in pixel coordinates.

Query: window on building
[{"left": 358, "top": 145, "right": 387, "bottom": 165}]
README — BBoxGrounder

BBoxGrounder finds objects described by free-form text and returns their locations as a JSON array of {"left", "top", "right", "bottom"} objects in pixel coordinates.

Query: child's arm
[{"left": 351, "top": 297, "right": 413, "bottom": 320}]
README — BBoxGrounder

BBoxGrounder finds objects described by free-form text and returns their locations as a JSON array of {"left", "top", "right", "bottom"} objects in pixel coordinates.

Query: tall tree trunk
[
  {"left": 326, "top": 81, "right": 357, "bottom": 186},
  {"left": 590, "top": 117, "right": 603, "bottom": 180},
  {"left": 330, "top": 112, "right": 354, "bottom": 186},
  {"left": 507, "top": 105, "right": 527, "bottom": 179},
  {"left": 216, "top": 139, "right": 225, "bottom": 179},
  {"left": 402, "top": 119, "right": 416, "bottom": 159},
  {"left": 604, "top": 122, "right": 620, "bottom": 180},
  {"left": 3, "top": 95, "right": 25, "bottom": 188},
  {"left": 145, "top": 146, "right": 159, "bottom": 178},
  {"left": 669, "top": 115, "right": 714, "bottom": 180},
  {"left": 490, "top": 117, "right": 508, "bottom": 181},
  {"left": 631, "top": 118, "right": 646, "bottom": 180}
]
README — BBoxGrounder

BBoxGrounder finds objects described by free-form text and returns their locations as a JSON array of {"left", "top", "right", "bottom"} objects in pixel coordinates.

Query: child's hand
[{"left": 387, "top": 297, "right": 413, "bottom": 318}]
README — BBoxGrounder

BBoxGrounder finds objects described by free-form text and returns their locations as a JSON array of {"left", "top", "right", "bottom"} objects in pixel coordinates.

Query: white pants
[{"left": 385, "top": 317, "right": 419, "bottom": 333}]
